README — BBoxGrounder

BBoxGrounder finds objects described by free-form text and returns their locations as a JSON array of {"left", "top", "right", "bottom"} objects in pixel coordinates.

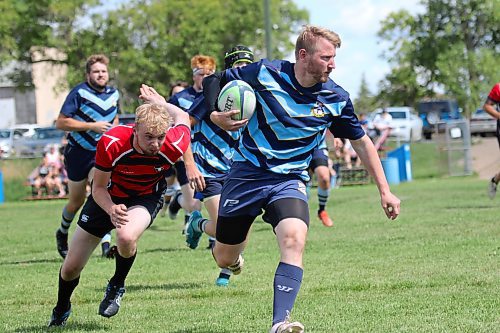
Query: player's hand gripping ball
[{"left": 217, "top": 80, "right": 256, "bottom": 120}]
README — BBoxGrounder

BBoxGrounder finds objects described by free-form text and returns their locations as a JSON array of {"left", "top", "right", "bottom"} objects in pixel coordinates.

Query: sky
[{"left": 293, "top": 0, "right": 424, "bottom": 98}]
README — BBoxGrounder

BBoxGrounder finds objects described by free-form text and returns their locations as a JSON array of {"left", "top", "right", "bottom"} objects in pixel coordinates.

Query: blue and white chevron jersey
[
  {"left": 223, "top": 59, "right": 365, "bottom": 181},
  {"left": 60, "top": 82, "right": 120, "bottom": 151},
  {"left": 168, "top": 86, "right": 203, "bottom": 111},
  {"left": 188, "top": 95, "right": 240, "bottom": 178}
]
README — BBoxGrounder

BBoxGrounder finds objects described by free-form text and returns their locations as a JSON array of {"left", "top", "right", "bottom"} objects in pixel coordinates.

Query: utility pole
[{"left": 264, "top": 0, "right": 272, "bottom": 59}]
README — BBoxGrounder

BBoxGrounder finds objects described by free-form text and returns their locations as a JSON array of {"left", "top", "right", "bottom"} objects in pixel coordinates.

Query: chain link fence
[{"left": 435, "top": 120, "right": 472, "bottom": 176}]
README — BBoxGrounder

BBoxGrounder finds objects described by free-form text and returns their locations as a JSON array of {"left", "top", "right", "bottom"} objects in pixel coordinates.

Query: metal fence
[{"left": 435, "top": 120, "right": 472, "bottom": 176}]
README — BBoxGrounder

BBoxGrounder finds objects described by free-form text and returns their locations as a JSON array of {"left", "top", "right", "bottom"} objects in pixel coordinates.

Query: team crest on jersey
[
  {"left": 154, "top": 166, "right": 164, "bottom": 172},
  {"left": 311, "top": 102, "right": 325, "bottom": 117}
]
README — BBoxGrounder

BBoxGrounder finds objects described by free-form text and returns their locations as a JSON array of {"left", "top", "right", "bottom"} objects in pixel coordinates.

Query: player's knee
[
  {"left": 318, "top": 177, "right": 330, "bottom": 189},
  {"left": 115, "top": 235, "right": 137, "bottom": 256},
  {"left": 278, "top": 226, "right": 306, "bottom": 254},
  {"left": 61, "top": 262, "right": 83, "bottom": 280},
  {"left": 213, "top": 252, "right": 238, "bottom": 268}
]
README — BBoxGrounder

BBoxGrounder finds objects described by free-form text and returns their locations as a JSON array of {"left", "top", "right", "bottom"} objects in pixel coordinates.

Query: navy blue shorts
[
  {"left": 308, "top": 148, "right": 329, "bottom": 171},
  {"left": 194, "top": 176, "right": 226, "bottom": 200},
  {"left": 77, "top": 193, "right": 164, "bottom": 238},
  {"left": 218, "top": 162, "right": 308, "bottom": 219},
  {"left": 64, "top": 144, "right": 96, "bottom": 182}
]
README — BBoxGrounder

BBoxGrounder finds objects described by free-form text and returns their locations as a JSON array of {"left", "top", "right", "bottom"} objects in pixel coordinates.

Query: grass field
[{"left": 0, "top": 175, "right": 498, "bottom": 332}]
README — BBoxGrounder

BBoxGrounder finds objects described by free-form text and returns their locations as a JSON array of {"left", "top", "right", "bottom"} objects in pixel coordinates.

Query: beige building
[
  {"left": 0, "top": 48, "right": 68, "bottom": 127},
  {"left": 31, "top": 48, "right": 69, "bottom": 126}
]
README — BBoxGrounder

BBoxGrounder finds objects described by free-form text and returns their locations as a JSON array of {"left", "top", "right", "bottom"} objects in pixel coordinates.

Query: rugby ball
[{"left": 217, "top": 80, "right": 256, "bottom": 120}]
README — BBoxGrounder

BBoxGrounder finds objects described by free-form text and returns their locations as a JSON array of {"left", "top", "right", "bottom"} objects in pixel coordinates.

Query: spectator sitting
[
  {"left": 372, "top": 109, "right": 393, "bottom": 150},
  {"left": 28, "top": 156, "right": 55, "bottom": 198},
  {"left": 45, "top": 144, "right": 62, "bottom": 169}
]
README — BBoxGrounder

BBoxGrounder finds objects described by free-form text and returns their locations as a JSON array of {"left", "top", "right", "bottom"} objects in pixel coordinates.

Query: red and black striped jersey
[
  {"left": 488, "top": 83, "right": 500, "bottom": 105},
  {"left": 95, "top": 124, "right": 190, "bottom": 198}
]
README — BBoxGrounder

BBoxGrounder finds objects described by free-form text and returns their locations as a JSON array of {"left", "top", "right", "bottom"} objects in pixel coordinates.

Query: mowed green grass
[{"left": 0, "top": 177, "right": 498, "bottom": 332}]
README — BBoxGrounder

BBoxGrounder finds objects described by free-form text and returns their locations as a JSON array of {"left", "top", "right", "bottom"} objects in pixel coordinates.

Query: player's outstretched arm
[
  {"left": 139, "top": 84, "right": 190, "bottom": 127},
  {"left": 350, "top": 134, "right": 401, "bottom": 220}
]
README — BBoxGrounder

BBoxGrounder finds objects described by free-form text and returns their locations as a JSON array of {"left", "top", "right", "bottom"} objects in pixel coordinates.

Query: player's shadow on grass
[
  {"left": 12, "top": 321, "right": 104, "bottom": 332},
  {"left": 142, "top": 247, "right": 189, "bottom": 254},
  {"left": 93, "top": 282, "right": 205, "bottom": 293},
  {"left": 0, "top": 257, "right": 61, "bottom": 266},
  {"left": 169, "top": 329, "right": 232, "bottom": 333}
]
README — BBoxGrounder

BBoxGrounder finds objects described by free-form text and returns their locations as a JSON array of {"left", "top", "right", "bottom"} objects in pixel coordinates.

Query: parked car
[
  {"left": 417, "top": 99, "right": 462, "bottom": 140},
  {"left": 119, "top": 113, "right": 135, "bottom": 125},
  {"left": 0, "top": 128, "right": 26, "bottom": 158},
  {"left": 368, "top": 107, "right": 423, "bottom": 142},
  {"left": 14, "top": 127, "right": 66, "bottom": 157},
  {"left": 469, "top": 108, "right": 497, "bottom": 137},
  {"left": 10, "top": 124, "right": 41, "bottom": 138}
]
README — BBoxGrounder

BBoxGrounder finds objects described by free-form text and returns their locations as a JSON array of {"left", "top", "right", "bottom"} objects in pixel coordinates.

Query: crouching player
[{"left": 48, "top": 85, "right": 190, "bottom": 327}]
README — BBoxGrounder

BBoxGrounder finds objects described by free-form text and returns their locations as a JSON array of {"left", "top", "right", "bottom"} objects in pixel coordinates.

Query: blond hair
[
  {"left": 190, "top": 55, "right": 216, "bottom": 71},
  {"left": 295, "top": 25, "right": 341, "bottom": 59},
  {"left": 135, "top": 104, "right": 172, "bottom": 135},
  {"left": 86, "top": 54, "right": 109, "bottom": 73}
]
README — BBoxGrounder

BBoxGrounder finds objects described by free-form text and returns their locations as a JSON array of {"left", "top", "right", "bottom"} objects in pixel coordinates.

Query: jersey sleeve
[
  {"left": 60, "top": 87, "right": 81, "bottom": 118},
  {"left": 488, "top": 83, "right": 500, "bottom": 103},
  {"left": 202, "top": 72, "right": 225, "bottom": 112},
  {"left": 168, "top": 94, "right": 180, "bottom": 107},
  {"left": 94, "top": 131, "right": 120, "bottom": 172},
  {"left": 163, "top": 125, "right": 191, "bottom": 161},
  {"left": 328, "top": 99, "right": 366, "bottom": 140},
  {"left": 187, "top": 95, "right": 209, "bottom": 122}
]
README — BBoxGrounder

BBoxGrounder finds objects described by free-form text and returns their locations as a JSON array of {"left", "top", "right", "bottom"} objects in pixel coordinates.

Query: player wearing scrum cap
[{"left": 184, "top": 45, "right": 255, "bottom": 287}]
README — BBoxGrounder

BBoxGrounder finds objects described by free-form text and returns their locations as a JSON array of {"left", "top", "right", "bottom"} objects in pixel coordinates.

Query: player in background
[
  {"left": 55, "top": 54, "right": 119, "bottom": 259},
  {"left": 159, "top": 81, "right": 189, "bottom": 218},
  {"left": 308, "top": 134, "right": 334, "bottom": 227},
  {"left": 484, "top": 82, "right": 500, "bottom": 198},
  {"left": 165, "top": 55, "right": 216, "bottom": 232},
  {"left": 48, "top": 89, "right": 191, "bottom": 327},
  {"left": 203, "top": 25, "right": 401, "bottom": 332},
  {"left": 185, "top": 45, "right": 255, "bottom": 287}
]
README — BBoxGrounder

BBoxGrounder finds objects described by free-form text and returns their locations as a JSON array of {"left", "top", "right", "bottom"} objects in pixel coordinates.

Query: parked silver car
[
  {"left": 14, "top": 127, "right": 66, "bottom": 157},
  {"left": 0, "top": 128, "right": 26, "bottom": 158},
  {"left": 469, "top": 109, "right": 496, "bottom": 137},
  {"left": 368, "top": 107, "right": 423, "bottom": 142}
]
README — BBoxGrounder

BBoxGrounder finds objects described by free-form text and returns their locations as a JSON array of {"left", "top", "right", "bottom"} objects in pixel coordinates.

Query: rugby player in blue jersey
[
  {"left": 185, "top": 45, "right": 255, "bottom": 287},
  {"left": 55, "top": 54, "right": 119, "bottom": 259},
  {"left": 165, "top": 55, "right": 215, "bottom": 231},
  {"left": 308, "top": 135, "right": 334, "bottom": 227},
  {"left": 203, "top": 25, "right": 401, "bottom": 333}
]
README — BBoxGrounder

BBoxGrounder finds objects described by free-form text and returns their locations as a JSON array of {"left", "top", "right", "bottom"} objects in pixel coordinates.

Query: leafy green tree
[
  {"left": 377, "top": 0, "right": 499, "bottom": 116},
  {"left": 353, "top": 73, "right": 378, "bottom": 114},
  {"left": 1, "top": 0, "right": 308, "bottom": 112},
  {"left": 63, "top": 0, "right": 308, "bottom": 111}
]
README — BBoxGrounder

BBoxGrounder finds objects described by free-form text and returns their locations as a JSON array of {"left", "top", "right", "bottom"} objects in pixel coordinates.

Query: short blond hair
[
  {"left": 190, "top": 55, "right": 216, "bottom": 71},
  {"left": 295, "top": 25, "right": 341, "bottom": 59},
  {"left": 135, "top": 104, "right": 172, "bottom": 135}
]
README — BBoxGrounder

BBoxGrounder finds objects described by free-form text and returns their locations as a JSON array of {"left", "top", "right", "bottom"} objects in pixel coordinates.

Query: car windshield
[
  {"left": 389, "top": 111, "right": 407, "bottom": 119},
  {"left": 0, "top": 130, "right": 10, "bottom": 139},
  {"left": 33, "top": 128, "right": 64, "bottom": 140}
]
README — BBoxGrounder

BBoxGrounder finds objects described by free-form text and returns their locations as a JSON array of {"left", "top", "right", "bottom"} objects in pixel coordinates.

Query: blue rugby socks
[{"left": 272, "top": 262, "right": 303, "bottom": 325}]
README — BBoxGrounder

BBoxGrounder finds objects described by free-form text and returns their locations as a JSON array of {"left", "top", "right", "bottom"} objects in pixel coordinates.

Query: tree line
[{"left": 1, "top": 0, "right": 498, "bottom": 116}]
